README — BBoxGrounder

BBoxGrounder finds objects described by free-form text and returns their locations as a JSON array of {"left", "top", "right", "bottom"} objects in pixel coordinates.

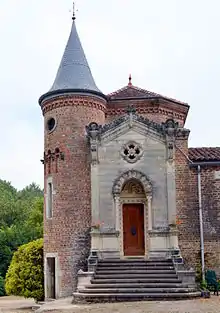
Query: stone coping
[
  {"left": 91, "top": 230, "right": 120, "bottom": 236},
  {"left": 148, "top": 229, "right": 179, "bottom": 236}
]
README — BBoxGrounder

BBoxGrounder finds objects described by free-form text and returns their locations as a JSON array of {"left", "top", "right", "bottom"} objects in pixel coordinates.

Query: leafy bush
[
  {"left": 0, "top": 180, "right": 43, "bottom": 280},
  {"left": 0, "top": 276, "right": 5, "bottom": 296},
  {"left": 200, "top": 279, "right": 207, "bottom": 290},
  {"left": 5, "top": 238, "right": 44, "bottom": 302},
  {"left": 196, "top": 263, "right": 202, "bottom": 282}
]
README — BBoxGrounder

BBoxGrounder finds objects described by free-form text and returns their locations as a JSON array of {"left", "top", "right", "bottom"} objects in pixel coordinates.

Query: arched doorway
[
  {"left": 121, "top": 180, "right": 146, "bottom": 256},
  {"left": 112, "top": 170, "right": 152, "bottom": 257}
]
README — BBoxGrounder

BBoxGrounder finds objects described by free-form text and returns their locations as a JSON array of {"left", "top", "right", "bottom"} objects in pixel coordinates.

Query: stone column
[
  {"left": 114, "top": 196, "right": 120, "bottom": 231},
  {"left": 163, "top": 119, "right": 178, "bottom": 226},
  {"left": 91, "top": 163, "right": 99, "bottom": 224},
  {"left": 147, "top": 196, "right": 152, "bottom": 230},
  {"left": 166, "top": 161, "right": 177, "bottom": 225}
]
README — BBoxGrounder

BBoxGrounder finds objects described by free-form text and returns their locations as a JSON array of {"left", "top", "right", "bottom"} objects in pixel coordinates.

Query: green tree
[
  {"left": 0, "top": 180, "right": 43, "bottom": 280},
  {"left": 0, "top": 276, "right": 5, "bottom": 296},
  {"left": 0, "top": 180, "right": 18, "bottom": 228},
  {"left": 17, "top": 183, "right": 43, "bottom": 200},
  {"left": 23, "top": 197, "right": 44, "bottom": 240},
  {"left": 5, "top": 238, "right": 44, "bottom": 302}
]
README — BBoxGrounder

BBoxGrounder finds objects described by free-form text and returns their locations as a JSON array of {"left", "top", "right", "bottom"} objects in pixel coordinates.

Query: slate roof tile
[{"left": 39, "top": 19, "right": 102, "bottom": 103}]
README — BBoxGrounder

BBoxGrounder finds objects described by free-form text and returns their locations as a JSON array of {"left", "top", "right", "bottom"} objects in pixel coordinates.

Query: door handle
[{"left": 130, "top": 226, "right": 137, "bottom": 236}]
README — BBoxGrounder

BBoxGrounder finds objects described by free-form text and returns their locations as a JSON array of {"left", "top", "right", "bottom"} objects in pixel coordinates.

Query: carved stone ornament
[
  {"left": 101, "top": 115, "right": 129, "bottom": 135},
  {"left": 99, "top": 114, "right": 189, "bottom": 140},
  {"left": 162, "top": 119, "right": 178, "bottom": 161},
  {"left": 86, "top": 122, "right": 101, "bottom": 164},
  {"left": 121, "top": 180, "right": 145, "bottom": 195},
  {"left": 86, "top": 122, "right": 101, "bottom": 140},
  {"left": 121, "top": 141, "right": 143, "bottom": 163},
  {"left": 168, "top": 142, "right": 174, "bottom": 160},
  {"left": 112, "top": 170, "right": 152, "bottom": 196},
  {"left": 162, "top": 119, "right": 179, "bottom": 137},
  {"left": 126, "top": 104, "right": 136, "bottom": 115}
]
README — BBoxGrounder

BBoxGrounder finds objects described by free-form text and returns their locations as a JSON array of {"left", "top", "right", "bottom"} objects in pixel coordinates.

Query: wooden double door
[{"left": 123, "top": 203, "right": 145, "bottom": 256}]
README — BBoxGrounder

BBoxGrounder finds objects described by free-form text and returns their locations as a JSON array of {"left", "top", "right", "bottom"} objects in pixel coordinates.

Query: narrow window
[{"left": 47, "top": 181, "right": 53, "bottom": 218}]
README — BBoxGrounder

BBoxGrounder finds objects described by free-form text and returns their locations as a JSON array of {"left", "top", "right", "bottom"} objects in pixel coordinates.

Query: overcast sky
[{"left": 0, "top": 0, "right": 220, "bottom": 189}]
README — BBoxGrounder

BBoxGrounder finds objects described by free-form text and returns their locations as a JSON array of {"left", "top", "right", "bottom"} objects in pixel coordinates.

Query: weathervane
[
  {"left": 128, "top": 74, "right": 132, "bottom": 86},
  {"left": 72, "top": 2, "right": 76, "bottom": 20}
]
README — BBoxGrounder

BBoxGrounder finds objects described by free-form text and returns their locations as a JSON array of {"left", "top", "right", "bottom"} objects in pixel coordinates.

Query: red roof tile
[
  {"left": 189, "top": 147, "right": 220, "bottom": 162},
  {"left": 108, "top": 84, "right": 188, "bottom": 106}
]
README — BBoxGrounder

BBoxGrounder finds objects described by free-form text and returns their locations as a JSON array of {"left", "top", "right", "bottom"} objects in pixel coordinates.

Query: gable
[
  {"left": 101, "top": 120, "right": 165, "bottom": 146},
  {"left": 100, "top": 113, "right": 166, "bottom": 145}
]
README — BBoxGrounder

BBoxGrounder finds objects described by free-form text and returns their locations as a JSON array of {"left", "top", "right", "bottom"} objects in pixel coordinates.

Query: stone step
[
  {"left": 98, "top": 260, "right": 173, "bottom": 265},
  {"left": 87, "top": 283, "right": 188, "bottom": 289},
  {"left": 94, "top": 273, "right": 178, "bottom": 279},
  {"left": 97, "top": 265, "right": 175, "bottom": 270},
  {"left": 95, "top": 270, "right": 176, "bottom": 275},
  {"left": 73, "top": 291, "right": 201, "bottom": 303},
  {"left": 79, "top": 287, "right": 197, "bottom": 294},
  {"left": 91, "top": 278, "right": 182, "bottom": 284}
]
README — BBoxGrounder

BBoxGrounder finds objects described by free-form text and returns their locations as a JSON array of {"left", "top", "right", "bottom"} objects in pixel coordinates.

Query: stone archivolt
[
  {"left": 121, "top": 180, "right": 145, "bottom": 195},
  {"left": 112, "top": 170, "right": 152, "bottom": 196}
]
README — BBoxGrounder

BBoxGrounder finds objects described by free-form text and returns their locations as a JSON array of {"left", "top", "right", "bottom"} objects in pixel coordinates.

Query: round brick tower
[{"left": 39, "top": 12, "right": 106, "bottom": 298}]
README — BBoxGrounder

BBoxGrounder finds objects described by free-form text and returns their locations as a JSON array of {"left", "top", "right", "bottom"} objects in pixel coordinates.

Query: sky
[{"left": 0, "top": 0, "right": 220, "bottom": 190}]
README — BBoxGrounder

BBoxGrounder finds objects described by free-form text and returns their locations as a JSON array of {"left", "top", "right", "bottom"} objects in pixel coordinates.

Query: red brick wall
[
  {"left": 175, "top": 139, "right": 220, "bottom": 274},
  {"left": 42, "top": 94, "right": 106, "bottom": 297},
  {"left": 106, "top": 98, "right": 186, "bottom": 126}
]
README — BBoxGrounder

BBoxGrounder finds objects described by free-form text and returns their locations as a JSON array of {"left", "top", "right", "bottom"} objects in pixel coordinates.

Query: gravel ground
[{"left": 1, "top": 296, "right": 220, "bottom": 313}]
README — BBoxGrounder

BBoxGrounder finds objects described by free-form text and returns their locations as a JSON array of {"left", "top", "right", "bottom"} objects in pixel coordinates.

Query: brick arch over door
[{"left": 112, "top": 169, "right": 152, "bottom": 197}]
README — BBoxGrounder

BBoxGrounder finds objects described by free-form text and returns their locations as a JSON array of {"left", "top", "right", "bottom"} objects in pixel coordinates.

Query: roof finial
[
  {"left": 128, "top": 74, "right": 132, "bottom": 86},
  {"left": 72, "top": 2, "right": 76, "bottom": 20}
]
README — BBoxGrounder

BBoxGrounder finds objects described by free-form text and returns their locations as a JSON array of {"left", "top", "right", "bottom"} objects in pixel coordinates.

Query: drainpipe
[{"left": 197, "top": 165, "right": 205, "bottom": 281}]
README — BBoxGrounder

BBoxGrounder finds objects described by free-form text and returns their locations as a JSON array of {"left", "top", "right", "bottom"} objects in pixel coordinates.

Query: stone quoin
[{"left": 39, "top": 8, "right": 220, "bottom": 301}]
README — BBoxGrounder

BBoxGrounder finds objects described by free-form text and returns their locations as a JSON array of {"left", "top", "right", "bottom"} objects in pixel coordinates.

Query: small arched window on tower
[
  {"left": 55, "top": 148, "right": 60, "bottom": 173},
  {"left": 46, "top": 177, "right": 53, "bottom": 219},
  {"left": 47, "top": 150, "right": 52, "bottom": 174}
]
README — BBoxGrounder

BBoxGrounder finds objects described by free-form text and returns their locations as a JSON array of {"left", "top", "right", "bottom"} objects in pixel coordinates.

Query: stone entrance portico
[{"left": 87, "top": 113, "right": 182, "bottom": 262}]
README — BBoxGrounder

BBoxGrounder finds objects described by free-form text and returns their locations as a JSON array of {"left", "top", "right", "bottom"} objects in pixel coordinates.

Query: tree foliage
[
  {"left": 0, "top": 180, "right": 43, "bottom": 281},
  {"left": 0, "top": 276, "right": 5, "bottom": 296},
  {"left": 5, "top": 238, "right": 44, "bottom": 301}
]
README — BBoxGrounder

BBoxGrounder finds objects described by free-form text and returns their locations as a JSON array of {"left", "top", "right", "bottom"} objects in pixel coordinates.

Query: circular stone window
[
  {"left": 121, "top": 141, "right": 143, "bottom": 163},
  {"left": 47, "top": 117, "right": 56, "bottom": 132}
]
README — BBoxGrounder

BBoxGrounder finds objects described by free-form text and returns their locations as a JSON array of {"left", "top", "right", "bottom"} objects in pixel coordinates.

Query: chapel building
[{"left": 39, "top": 12, "right": 220, "bottom": 300}]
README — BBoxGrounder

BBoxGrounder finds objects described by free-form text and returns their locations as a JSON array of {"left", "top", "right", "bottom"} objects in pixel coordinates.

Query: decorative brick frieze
[
  {"left": 41, "top": 148, "right": 65, "bottom": 174},
  {"left": 106, "top": 97, "right": 188, "bottom": 126},
  {"left": 41, "top": 94, "right": 106, "bottom": 116}
]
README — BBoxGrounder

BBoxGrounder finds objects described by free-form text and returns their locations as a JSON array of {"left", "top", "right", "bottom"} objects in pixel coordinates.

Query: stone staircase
[{"left": 73, "top": 258, "right": 200, "bottom": 302}]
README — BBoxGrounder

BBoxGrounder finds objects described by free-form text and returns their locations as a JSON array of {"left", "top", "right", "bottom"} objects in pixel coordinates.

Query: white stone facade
[{"left": 87, "top": 113, "right": 180, "bottom": 259}]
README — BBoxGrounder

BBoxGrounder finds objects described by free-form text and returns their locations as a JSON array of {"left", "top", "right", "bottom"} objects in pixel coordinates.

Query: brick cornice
[
  {"left": 106, "top": 106, "right": 185, "bottom": 122},
  {"left": 41, "top": 94, "right": 107, "bottom": 115}
]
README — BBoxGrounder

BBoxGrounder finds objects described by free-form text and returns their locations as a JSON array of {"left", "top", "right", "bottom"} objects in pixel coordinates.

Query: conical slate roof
[{"left": 39, "top": 19, "right": 104, "bottom": 104}]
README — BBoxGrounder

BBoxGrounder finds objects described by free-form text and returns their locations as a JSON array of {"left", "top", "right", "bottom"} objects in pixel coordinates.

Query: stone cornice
[
  {"left": 97, "top": 113, "right": 189, "bottom": 139},
  {"left": 86, "top": 112, "right": 190, "bottom": 145}
]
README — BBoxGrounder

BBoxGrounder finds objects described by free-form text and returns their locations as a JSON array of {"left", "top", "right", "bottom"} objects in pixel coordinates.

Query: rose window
[{"left": 121, "top": 142, "right": 143, "bottom": 163}]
